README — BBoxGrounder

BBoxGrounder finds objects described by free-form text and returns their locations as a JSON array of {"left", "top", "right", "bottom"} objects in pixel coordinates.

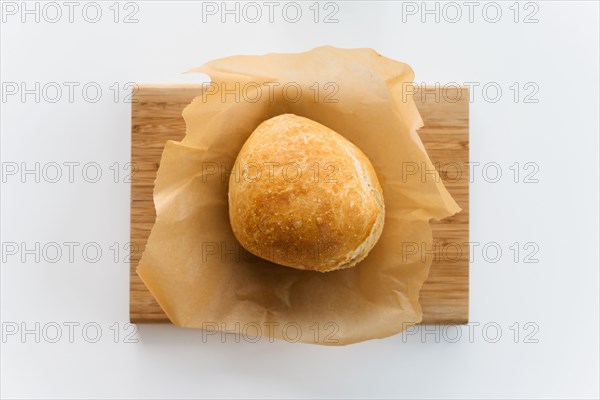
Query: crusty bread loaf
[{"left": 228, "top": 114, "right": 384, "bottom": 272}]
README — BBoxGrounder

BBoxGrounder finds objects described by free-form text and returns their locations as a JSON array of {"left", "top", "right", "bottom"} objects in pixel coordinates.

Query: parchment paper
[{"left": 137, "top": 46, "right": 461, "bottom": 345}]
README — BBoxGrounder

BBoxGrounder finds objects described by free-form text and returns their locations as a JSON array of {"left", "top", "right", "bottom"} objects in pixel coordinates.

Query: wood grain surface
[{"left": 130, "top": 85, "right": 469, "bottom": 324}]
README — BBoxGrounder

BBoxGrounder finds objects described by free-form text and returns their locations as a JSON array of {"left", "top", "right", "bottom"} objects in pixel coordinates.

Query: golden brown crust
[{"left": 228, "top": 114, "right": 384, "bottom": 272}]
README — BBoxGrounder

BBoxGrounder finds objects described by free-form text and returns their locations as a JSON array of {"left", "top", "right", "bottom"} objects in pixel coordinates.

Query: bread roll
[{"left": 228, "top": 114, "right": 384, "bottom": 272}]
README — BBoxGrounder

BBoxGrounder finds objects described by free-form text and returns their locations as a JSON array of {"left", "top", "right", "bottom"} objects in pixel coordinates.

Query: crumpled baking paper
[{"left": 137, "top": 46, "right": 461, "bottom": 345}]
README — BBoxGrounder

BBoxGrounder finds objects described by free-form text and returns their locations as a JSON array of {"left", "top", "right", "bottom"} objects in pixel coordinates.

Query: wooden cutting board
[{"left": 130, "top": 85, "right": 469, "bottom": 324}]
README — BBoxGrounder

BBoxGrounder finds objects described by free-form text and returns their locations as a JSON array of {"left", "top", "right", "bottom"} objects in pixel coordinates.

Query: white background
[{"left": 1, "top": 1, "right": 599, "bottom": 398}]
